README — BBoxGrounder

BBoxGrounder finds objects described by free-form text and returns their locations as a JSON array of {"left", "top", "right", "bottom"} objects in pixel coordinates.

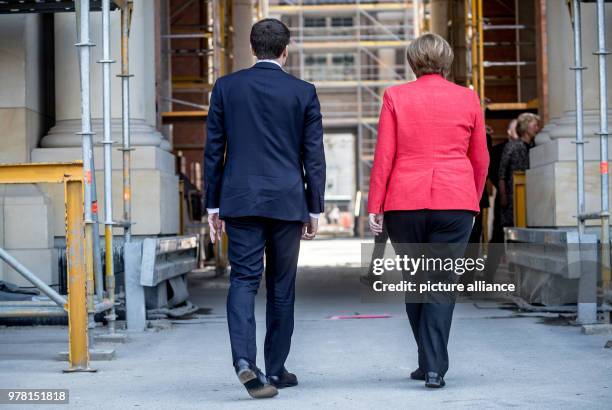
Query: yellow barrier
[
  {"left": 513, "top": 171, "right": 527, "bottom": 228},
  {"left": 0, "top": 162, "right": 92, "bottom": 372}
]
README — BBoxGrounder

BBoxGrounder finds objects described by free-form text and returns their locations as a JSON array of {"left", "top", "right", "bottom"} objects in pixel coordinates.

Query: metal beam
[
  {"left": 295, "top": 40, "right": 408, "bottom": 50},
  {"left": 269, "top": 3, "right": 410, "bottom": 14},
  {"left": 0, "top": 162, "right": 83, "bottom": 184}
]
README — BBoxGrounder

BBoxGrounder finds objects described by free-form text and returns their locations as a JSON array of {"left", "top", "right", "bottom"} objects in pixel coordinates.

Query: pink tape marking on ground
[{"left": 328, "top": 314, "right": 392, "bottom": 320}]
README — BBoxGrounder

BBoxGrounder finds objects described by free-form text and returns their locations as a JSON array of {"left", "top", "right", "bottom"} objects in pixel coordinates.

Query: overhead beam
[
  {"left": 269, "top": 3, "right": 411, "bottom": 15},
  {"left": 295, "top": 40, "right": 408, "bottom": 50}
]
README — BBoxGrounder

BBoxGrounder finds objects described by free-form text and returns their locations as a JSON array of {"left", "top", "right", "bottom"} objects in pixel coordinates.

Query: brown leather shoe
[{"left": 235, "top": 359, "right": 278, "bottom": 399}]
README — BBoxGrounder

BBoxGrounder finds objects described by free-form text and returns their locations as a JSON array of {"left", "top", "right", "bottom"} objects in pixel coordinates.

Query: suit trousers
[
  {"left": 384, "top": 210, "right": 474, "bottom": 376},
  {"left": 224, "top": 216, "right": 302, "bottom": 376}
]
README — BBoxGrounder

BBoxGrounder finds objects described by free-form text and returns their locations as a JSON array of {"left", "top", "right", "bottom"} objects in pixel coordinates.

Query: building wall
[{"left": 0, "top": 14, "right": 49, "bottom": 163}]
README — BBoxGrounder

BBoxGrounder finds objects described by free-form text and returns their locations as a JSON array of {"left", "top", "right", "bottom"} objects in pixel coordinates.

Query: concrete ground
[{"left": 1, "top": 239, "right": 611, "bottom": 409}]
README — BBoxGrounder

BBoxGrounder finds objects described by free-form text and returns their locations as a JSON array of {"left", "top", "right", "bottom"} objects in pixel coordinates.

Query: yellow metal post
[
  {"left": 471, "top": 0, "right": 478, "bottom": 92},
  {"left": 0, "top": 161, "right": 94, "bottom": 372},
  {"left": 513, "top": 171, "right": 527, "bottom": 228},
  {"left": 64, "top": 179, "right": 95, "bottom": 372}
]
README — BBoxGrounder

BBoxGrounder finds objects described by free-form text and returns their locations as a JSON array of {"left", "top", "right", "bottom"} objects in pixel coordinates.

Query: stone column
[
  {"left": 526, "top": 1, "right": 612, "bottom": 227},
  {"left": 233, "top": 0, "right": 255, "bottom": 71},
  {"left": 430, "top": 0, "right": 449, "bottom": 38},
  {"left": 31, "top": 0, "right": 178, "bottom": 236}
]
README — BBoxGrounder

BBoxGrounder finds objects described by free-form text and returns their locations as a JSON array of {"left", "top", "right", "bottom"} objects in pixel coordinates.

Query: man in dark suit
[{"left": 204, "top": 18, "right": 325, "bottom": 399}]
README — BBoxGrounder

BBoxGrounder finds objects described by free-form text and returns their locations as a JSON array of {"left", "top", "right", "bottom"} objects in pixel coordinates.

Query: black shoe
[
  {"left": 425, "top": 372, "right": 446, "bottom": 388},
  {"left": 234, "top": 359, "right": 278, "bottom": 399},
  {"left": 268, "top": 368, "right": 298, "bottom": 388},
  {"left": 410, "top": 368, "right": 425, "bottom": 381}
]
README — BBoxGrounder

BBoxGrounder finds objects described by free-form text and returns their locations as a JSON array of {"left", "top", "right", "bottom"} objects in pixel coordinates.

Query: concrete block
[
  {"left": 3, "top": 185, "right": 54, "bottom": 249},
  {"left": 94, "top": 333, "right": 129, "bottom": 343},
  {"left": 57, "top": 349, "right": 115, "bottom": 361},
  {"left": 3, "top": 248, "right": 58, "bottom": 288},
  {"left": 581, "top": 324, "right": 612, "bottom": 335},
  {"left": 0, "top": 108, "right": 27, "bottom": 163},
  {"left": 526, "top": 163, "right": 555, "bottom": 227},
  {"left": 530, "top": 136, "right": 612, "bottom": 169},
  {"left": 124, "top": 242, "right": 146, "bottom": 332},
  {"left": 4, "top": 204, "right": 54, "bottom": 249},
  {"left": 527, "top": 161, "right": 612, "bottom": 227}
]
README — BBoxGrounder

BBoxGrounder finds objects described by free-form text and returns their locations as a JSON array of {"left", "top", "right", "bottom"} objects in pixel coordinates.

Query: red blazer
[{"left": 367, "top": 74, "right": 489, "bottom": 214}]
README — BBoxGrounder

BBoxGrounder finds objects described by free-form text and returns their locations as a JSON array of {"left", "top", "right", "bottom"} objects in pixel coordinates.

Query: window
[
  {"left": 305, "top": 54, "right": 327, "bottom": 66},
  {"left": 304, "top": 17, "right": 326, "bottom": 27},
  {"left": 331, "top": 17, "right": 353, "bottom": 27},
  {"left": 332, "top": 54, "right": 354, "bottom": 65}
]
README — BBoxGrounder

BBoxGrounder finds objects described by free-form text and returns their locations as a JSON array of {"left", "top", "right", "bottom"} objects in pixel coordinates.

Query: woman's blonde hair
[
  {"left": 516, "top": 113, "right": 540, "bottom": 136},
  {"left": 406, "top": 33, "right": 454, "bottom": 78}
]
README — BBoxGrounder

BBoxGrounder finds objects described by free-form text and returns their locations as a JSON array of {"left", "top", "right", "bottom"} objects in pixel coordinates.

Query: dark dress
[{"left": 498, "top": 139, "right": 531, "bottom": 226}]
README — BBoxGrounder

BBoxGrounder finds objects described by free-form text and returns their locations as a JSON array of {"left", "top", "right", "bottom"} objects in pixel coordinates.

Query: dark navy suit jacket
[{"left": 204, "top": 62, "right": 326, "bottom": 222}]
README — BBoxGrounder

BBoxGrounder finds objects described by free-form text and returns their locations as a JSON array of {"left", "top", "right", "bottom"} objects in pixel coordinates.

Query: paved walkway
[{"left": 0, "top": 239, "right": 611, "bottom": 409}]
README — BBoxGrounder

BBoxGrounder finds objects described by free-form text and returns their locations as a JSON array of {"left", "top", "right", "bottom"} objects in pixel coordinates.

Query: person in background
[
  {"left": 489, "top": 118, "right": 519, "bottom": 244},
  {"left": 497, "top": 113, "right": 541, "bottom": 228},
  {"left": 484, "top": 118, "right": 520, "bottom": 282}
]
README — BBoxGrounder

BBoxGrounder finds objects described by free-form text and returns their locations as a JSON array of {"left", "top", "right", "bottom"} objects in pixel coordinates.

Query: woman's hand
[{"left": 369, "top": 213, "right": 384, "bottom": 235}]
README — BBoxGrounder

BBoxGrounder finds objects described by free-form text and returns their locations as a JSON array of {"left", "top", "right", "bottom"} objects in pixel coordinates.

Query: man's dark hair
[{"left": 250, "top": 18, "right": 290, "bottom": 59}]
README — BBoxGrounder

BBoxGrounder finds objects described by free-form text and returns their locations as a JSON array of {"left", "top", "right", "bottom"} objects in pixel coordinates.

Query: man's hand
[
  {"left": 302, "top": 216, "right": 319, "bottom": 240},
  {"left": 369, "top": 213, "right": 384, "bottom": 235},
  {"left": 207, "top": 212, "right": 225, "bottom": 243}
]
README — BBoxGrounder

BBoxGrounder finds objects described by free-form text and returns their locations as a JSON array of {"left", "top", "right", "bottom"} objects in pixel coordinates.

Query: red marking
[
  {"left": 329, "top": 314, "right": 391, "bottom": 320},
  {"left": 86, "top": 170, "right": 92, "bottom": 183},
  {"left": 91, "top": 201, "right": 98, "bottom": 214},
  {"left": 601, "top": 162, "right": 609, "bottom": 175}
]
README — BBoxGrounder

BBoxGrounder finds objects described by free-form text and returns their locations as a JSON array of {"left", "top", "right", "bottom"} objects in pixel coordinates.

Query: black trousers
[
  {"left": 385, "top": 210, "right": 474, "bottom": 377},
  {"left": 224, "top": 216, "right": 302, "bottom": 376}
]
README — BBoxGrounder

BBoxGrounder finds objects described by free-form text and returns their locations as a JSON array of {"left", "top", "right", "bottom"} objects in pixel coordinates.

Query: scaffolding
[
  {"left": 268, "top": 0, "right": 419, "bottom": 234},
  {"left": 461, "top": 0, "right": 540, "bottom": 119}
]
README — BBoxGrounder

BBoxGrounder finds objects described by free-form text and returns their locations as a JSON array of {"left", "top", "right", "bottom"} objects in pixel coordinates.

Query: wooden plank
[
  {"left": 487, "top": 99, "right": 539, "bottom": 111},
  {"left": 161, "top": 110, "right": 208, "bottom": 118}
]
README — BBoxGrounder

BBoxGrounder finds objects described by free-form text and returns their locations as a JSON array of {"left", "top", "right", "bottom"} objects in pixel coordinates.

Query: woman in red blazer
[{"left": 368, "top": 33, "right": 489, "bottom": 388}]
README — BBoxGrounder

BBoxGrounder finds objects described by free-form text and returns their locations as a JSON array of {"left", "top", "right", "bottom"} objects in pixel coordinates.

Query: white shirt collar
[{"left": 256, "top": 59, "right": 283, "bottom": 68}]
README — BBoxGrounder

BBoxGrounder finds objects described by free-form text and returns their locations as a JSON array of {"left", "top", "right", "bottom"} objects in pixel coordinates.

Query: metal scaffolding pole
[
  {"left": 119, "top": 1, "right": 133, "bottom": 244},
  {"left": 572, "top": 0, "right": 586, "bottom": 238},
  {"left": 99, "top": 0, "right": 118, "bottom": 334},
  {"left": 572, "top": 0, "right": 597, "bottom": 325},
  {"left": 75, "top": 0, "right": 97, "bottom": 340},
  {"left": 596, "top": 0, "right": 611, "bottom": 290}
]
